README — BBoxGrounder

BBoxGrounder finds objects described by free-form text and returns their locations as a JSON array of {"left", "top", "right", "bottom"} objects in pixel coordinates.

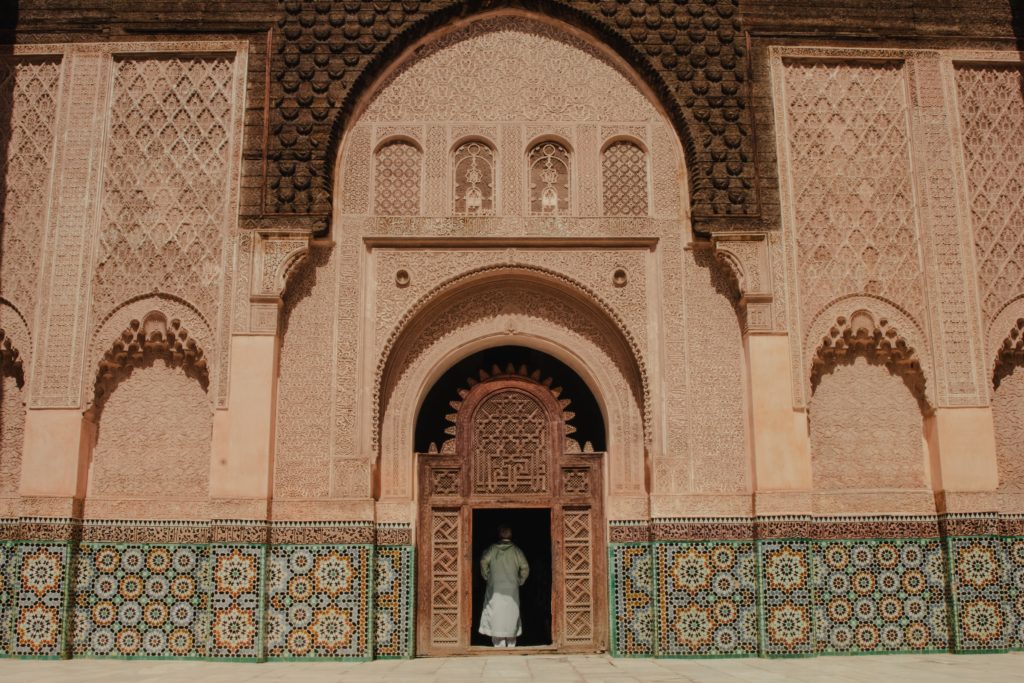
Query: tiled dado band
[
  {"left": 0, "top": 519, "right": 413, "bottom": 660},
  {"left": 609, "top": 515, "right": 1024, "bottom": 658},
  {"left": 5, "top": 515, "right": 1023, "bottom": 660}
]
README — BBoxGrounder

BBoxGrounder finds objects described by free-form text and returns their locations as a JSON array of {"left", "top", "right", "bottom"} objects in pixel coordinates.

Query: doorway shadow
[{"left": 471, "top": 507, "right": 552, "bottom": 647}]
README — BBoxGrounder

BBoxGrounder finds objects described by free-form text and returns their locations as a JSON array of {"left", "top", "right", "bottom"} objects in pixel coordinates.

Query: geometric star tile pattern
[
  {"left": 265, "top": 545, "right": 371, "bottom": 659},
  {"left": 70, "top": 544, "right": 209, "bottom": 658}
]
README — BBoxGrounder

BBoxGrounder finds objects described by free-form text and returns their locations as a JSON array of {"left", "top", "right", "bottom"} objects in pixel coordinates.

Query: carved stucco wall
[
  {"left": 779, "top": 59, "right": 924, "bottom": 339},
  {"left": 339, "top": 16, "right": 682, "bottom": 221},
  {"left": 655, "top": 248, "right": 747, "bottom": 499},
  {"left": 0, "top": 58, "right": 60, "bottom": 513},
  {"left": 92, "top": 55, "right": 236, "bottom": 324},
  {"left": 87, "top": 362, "right": 212, "bottom": 519},
  {"left": 955, "top": 64, "right": 1024, "bottom": 333},
  {"left": 275, "top": 246, "right": 344, "bottom": 500},
  {"left": 810, "top": 358, "right": 927, "bottom": 495},
  {"left": 994, "top": 366, "right": 1024, "bottom": 491},
  {"left": 275, "top": 16, "right": 699, "bottom": 521},
  {"left": 0, "top": 58, "right": 61, "bottom": 341},
  {"left": 267, "top": 1, "right": 753, "bottom": 225},
  {"left": 0, "top": 376, "right": 24, "bottom": 511}
]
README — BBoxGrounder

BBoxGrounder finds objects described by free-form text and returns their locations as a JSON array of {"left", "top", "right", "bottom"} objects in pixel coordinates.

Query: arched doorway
[{"left": 415, "top": 349, "right": 607, "bottom": 655}]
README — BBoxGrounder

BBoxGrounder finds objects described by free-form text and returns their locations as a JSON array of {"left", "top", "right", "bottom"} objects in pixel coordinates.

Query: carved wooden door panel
[
  {"left": 417, "top": 455, "right": 468, "bottom": 654},
  {"left": 417, "top": 373, "right": 606, "bottom": 655},
  {"left": 556, "top": 455, "right": 605, "bottom": 650}
]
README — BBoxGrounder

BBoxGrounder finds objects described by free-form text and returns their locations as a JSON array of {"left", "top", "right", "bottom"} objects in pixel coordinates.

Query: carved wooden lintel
[
  {"left": 711, "top": 231, "right": 774, "bottom": 334},
  {"left": 248, "top": 229, "right": 311, "bottom": 335}
]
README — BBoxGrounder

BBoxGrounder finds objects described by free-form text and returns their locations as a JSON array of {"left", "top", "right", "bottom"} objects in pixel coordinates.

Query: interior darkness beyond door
[{"left": 471, "top": 508, "right": 552, "bottom": 647}]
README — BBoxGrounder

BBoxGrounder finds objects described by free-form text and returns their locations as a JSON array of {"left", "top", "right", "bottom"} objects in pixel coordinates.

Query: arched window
[
  {"left": 602, "top": 140, "right": 648, "bottom": 216},
  {"left": 453, "top": 140, "right": 496, "bottom": 215},
  {"left": 528, "top": 141, "right": 570, "bottom": 215},
  {"left": 375, "top": 139, "right": 422, "bottom": 215}
]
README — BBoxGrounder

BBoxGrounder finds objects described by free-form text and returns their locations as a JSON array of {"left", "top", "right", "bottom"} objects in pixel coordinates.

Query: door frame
[{"left": 414, "top": 376, "right": 607, "bottom": 656}]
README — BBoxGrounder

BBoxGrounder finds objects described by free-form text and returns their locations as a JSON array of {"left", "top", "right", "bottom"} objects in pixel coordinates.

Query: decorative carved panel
[
  {"left": 529, "top": 141, "right": 570, "bottom": 216},
  {"left": 0, "top": 58, "right": 61, "bottom": 326},
  {"left": 93, "top": 55, "right": 236, "bottom": 321},
  {"left": 780, "top": 59, "right": 923, "bottom": 329},
  {"left": 375, "top": 140, "right": 422, "bottom": 216},
  {"left": 88, "top": 362, "right": 212, "bottom": 516},
  {"left": 562, "top": 506, "right": 594, "bottom": 644},
  {"left": 431, "top": 468, "right": 461, "bottom": 496},
  {"left": 453, "top": 140, "right": 495, "bottom": 215},
  {"left": 471, "top": 389, "right": 550, "bottom": 495},
  {"left": 428, "top": 508, "right": 462, "bottom": 648},
  {"left": 810, "top": 356, "right": 927, "bottom": 493},
  {"left": 955, "top": 65, "right": 1024, "bottom": 325},
  {"left": 562, "top": 468, "right": 590, "bottom": 495},
  {"left": 602, "top": 140, "right": 648, "bottom": 217}
]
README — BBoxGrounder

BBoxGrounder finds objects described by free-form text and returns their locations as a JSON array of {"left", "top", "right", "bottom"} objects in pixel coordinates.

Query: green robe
[{"left": 478, "top": 540, "right": 530, "bottom": 637}]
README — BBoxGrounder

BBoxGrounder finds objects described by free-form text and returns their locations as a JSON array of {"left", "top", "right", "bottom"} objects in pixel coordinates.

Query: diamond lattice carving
[
  {"left": 783, "top": 61, "right": 923, "bottom": 325},
  {"left": 471, "top": 389, "right": 549, "bottom": 495},
  {"left": 375, "top": 140, "right": 421, "bottom": 216},
  {"left": 602, "top": 140, "right": 648, "bottom": 216},
  {"left": 955, "top": 65, "right": 1024, "bottom": 324},
  {"left": 93, "top": 56, "right": 235, "bottom": 320},
  {"left": 0, "top": 59, "right": 61, "bottom": 321}
]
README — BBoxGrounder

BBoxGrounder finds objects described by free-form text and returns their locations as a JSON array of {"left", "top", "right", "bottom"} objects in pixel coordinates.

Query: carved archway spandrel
[
  {"left": 711, "top": 231, "right": 774, "bottom": 333},
  {"left": 247, "top": 229, "right": 312, "bottom": 335},
  {"left": 374, "top": 264, "right": 652, "bottom": 452}
]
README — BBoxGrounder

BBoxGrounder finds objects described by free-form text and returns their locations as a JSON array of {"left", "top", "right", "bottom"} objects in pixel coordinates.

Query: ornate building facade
[{"left": 0, "top": 0, "right": 1022, "bottom": 661}]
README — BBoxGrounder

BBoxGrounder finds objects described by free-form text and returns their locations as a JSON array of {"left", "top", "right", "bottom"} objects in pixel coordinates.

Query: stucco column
[
  {"left": 210, "top": 335, "right": 280, "bottom": 513},
  {"left": 209, "top": 230, "right": 309, "bottom": 519},
  {"left": 18, "top": 410, "right": 94, "bottom": 517},
  {"left": 926, "top": 407, "right": 999, "bottom": 510},
  {"left": 18, "top": 49, "right": 110, "bottom": 520},
  {"left": 745, "top": 333, "right": 812, "bottom": 495},
  {"left": 712, "top": 232, "right": 813, "bottom": 514}
]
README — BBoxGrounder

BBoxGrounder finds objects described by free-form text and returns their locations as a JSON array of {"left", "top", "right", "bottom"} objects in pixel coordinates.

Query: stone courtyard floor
[{"left": 3, "top": 653, "right": 1024, "bottom": 683}]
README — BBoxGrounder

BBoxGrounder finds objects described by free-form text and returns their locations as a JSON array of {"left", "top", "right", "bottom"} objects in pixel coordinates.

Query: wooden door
[{"left": 416, "top": 373, "right": 606, "bottom": 655}]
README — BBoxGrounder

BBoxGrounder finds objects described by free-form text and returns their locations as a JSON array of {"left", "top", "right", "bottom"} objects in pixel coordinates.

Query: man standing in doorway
[{"left": 479, "top": 525, "right": 530, "bottom": 647}]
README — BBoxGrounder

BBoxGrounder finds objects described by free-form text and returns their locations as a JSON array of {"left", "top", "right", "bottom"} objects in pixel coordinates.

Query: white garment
[{"left": 478, "top": 540, "right": 530, "bottom": 639}]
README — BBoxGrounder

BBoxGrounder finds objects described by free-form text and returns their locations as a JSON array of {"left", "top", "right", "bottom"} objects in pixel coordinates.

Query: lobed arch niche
[{"left": 804, "top": 302, "right": 935, "bottom": 513}]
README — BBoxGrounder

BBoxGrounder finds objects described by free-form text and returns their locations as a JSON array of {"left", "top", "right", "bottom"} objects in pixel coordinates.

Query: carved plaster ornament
[
  {"left": 811, "top": 312, "right": 929, "bottom": 413},
  {"left": 711, "top": 232, "right": 773, "bottom": 333},
  {"left": 994, "top": 319, "right": 1024, "bottom": 390},
  {"left": 90, "top": 313, "right": 208, "bottom": 417},
  {"left": 432, "top": 364, "right": 580, "bottom": 455},
  {"left": 0, "top": 329, "right": 25, "bottom": 388}
]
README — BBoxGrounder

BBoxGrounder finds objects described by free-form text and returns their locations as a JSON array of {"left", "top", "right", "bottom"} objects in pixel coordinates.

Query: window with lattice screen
[
  {"left": 528, "top": 141, "right": 570, "bottom": 215},
  {"left": 375, "top": 140, "right": 422, "bottom": 215},
  {"left": 453, "top": 140, "right": 495, "bottom": 215},
  {"left": 602, "top": 140, "right": 648, "bottom": 216}
]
